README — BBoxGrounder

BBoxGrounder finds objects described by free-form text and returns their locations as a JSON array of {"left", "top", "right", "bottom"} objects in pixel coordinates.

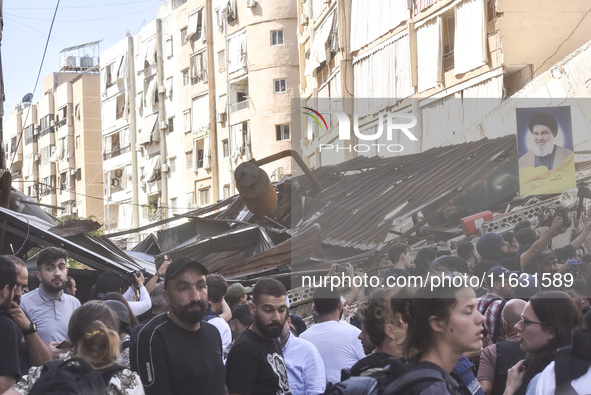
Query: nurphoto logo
[{"left": 303, "top": 107, "right": 419, "bottom": 153}]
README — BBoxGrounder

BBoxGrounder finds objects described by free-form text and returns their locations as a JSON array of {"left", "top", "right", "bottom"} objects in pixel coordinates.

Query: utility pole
[
  {"left": 127, "top": 31, "right": 140, "bottom": 234},
  {"left": 224, "top": 14, "right": 234, "bottom": 194},
  {"left": 205, "top": 0, "right": 219, "bottom": 200},
  {"left": 155, "top": 18, "right": 168, "bottom": 218}
]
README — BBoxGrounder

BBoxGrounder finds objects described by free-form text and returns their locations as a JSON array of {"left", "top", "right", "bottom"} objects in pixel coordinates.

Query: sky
[{"left": 2, "top": 0, "right": 163, "bottom": 113}]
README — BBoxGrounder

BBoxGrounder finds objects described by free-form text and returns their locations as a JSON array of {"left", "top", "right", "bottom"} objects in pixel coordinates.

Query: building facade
[
  {"left": 297, "top": 0, "right": 591, "bottom": 166},
  {"left": 3, "top": 43, "right": 104, "bottom": 222},
  {"left": 100, "top": 0, "right": 299, "bottom": 239}
]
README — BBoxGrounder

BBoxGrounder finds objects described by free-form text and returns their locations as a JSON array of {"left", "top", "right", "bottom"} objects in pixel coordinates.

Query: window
[
  {"left": 76, "top": 168, "right": 82, "bottom": 181},
  {"left": 190, "top": 51, "right": 207, "bottom": 84},
  {"left": 274, "top": 79, "right": 287, "bottom": 94},
  {"left": 169, "top": 157, "right": 176, "bottom": 174},
  {"left": 24, "top": 125, "right": 35, "bottom": 145},
  {"left": 271, "top": 30, "right": 284, "bottom": 46},
  {"left": 223, "top": 185, "right": 231, "bottom": 199},
  {"left": 222, "top": 139, "right": 229, "bottom": 157},
  {"left": 76, "top": 135, "right": 81, "bottom": 149},
  {"left": 116, "top": 93, "right": 126, "bottom": 119},
  {"left": 187, "top": 8, "right": 204, "bottom": 43},
  {"left": 40, "top": 114, "right": 54, "bottom": 133},
  {"left": 218, "top": 50, "right": 225, "bottom": 72},
  {"left": 183, "top": 110, "right": 191, "bottom": 133},
  {"left": 276, "top": 124, "right": 290, "bottom": 141},
  {"left": 186, "top": 151, "right": 193, "bottom": 169},
  {"left": 183, "top": 70, "right": 190, "bottom": 86},
  {"left": 168, "top": 117, "right": 174, "bottom": 133},
  {"left": 180, "top": 28, "right": 188, "bottom": 45},
  {"left": 170, "top": 197, "right": 177, "bottom": 213},
  {"left": 199, "top": 188, "right": 210, "bottom": 206},
  {"left": 197, "top": 147, "right": 204, "bottom": 168}
]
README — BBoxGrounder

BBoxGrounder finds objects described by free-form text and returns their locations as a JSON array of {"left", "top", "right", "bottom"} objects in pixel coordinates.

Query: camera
[
  {"left": 538, "top": 205, "right": 571, "bottom": 228},
  {"left": 129, "top": 269, "right": 147, "bottom": 283}
]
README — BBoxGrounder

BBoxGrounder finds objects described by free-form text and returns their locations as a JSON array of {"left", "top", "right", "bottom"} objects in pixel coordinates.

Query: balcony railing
[
  {"left": 40, "top": 125, "right": 55, "bottom": 137},
  {"left": 56, "top": 118, "right": 67, "bottom": 128},
  {"left": 231, "top": 100, "right": 249, "bottom": 112},
  {"left": 103, "top": 144, "right": 131, "bottom": 160}
]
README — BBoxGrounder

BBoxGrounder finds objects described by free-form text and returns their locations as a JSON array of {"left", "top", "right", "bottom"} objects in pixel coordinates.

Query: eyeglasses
[{"left": 520, "top": 315, "right": 547, "bottom": 327}]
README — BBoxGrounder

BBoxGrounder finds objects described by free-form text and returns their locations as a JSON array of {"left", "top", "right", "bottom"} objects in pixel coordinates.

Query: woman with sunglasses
[
  {"left": 504, "top": 290, "right": 584, "bottom": 395},
  {"left": 389, "top": 280, "right": 485, "bottom": 394}
]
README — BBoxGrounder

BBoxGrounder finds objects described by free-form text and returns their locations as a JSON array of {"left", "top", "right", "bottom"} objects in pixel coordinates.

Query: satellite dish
[{"left": 22, "top": 93, "right": 33, "bottom": 104}]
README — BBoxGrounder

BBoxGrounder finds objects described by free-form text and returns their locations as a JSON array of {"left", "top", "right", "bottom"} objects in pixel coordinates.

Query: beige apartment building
[
  {"left": 297, "top": 0, "right": 591, "bottom": 166},
  {"left": 100, "top": 0, "right": 299, "bottom": 239},
  {"left": 3, "top": 43, "right": 104, "bottom": 223}
]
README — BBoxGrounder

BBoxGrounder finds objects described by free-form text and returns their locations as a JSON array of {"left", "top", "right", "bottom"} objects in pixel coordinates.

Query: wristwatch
[
  {"left": 23, "top": 322, "right": 37, "bottom": 335},
  {"left": 157, "top": 273, "right": 165, "bottom": 281}
]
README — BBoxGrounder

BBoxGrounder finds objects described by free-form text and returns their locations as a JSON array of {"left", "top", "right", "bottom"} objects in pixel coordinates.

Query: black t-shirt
[
  {"left": 130, "top": 313, "right": 225, "bottom": 395},
  {"left": 0, "top": 312, "right": 22, "bottom": 381},
  {"left": 226, "top": 329, "right": 291, "bottom": 395}
]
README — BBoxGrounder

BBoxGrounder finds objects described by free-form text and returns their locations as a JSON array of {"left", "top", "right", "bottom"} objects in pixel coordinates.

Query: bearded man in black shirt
[
  {"left": 130, "top": 256, "right": 225, "bottom": 395},
  {"left": 226, "top": 278, "right": 291, "bottom": 395}
]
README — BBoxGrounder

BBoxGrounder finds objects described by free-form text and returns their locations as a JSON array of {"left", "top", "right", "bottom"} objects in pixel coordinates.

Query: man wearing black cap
[
  {"left": 226, "top": 278, "right": 291, "bottom": 395},
  {"left": 519, "top": 112, "right": 573, "bottom": 170},
  {"left": 130, "top": 256, "right": 225, "bottom": 395}
]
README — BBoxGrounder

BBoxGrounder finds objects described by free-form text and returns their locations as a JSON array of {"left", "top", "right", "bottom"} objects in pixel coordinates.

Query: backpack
[
  {"left": 480, "top": 297, "right": 507, "bottom": 343},
  {"left": 29, "top": 357, "right": 125, "bottom": 395},
  {"left": 554, "top": 326, "right": 591, "bottom": 395},
  {"left": 324, "top": 359, "right": 447, "bottom": 395}
]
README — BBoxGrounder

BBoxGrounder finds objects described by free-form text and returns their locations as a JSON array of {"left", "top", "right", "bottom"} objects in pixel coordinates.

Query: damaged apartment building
[{"left": 100, "top": 0, "right": 299, "bottom": 246}]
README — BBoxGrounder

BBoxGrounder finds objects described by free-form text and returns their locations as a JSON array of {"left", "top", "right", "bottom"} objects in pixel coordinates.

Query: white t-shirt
[
  {"left": 536, "top": 361, "right": 591, "bottom": 394},
  {"left": 207, "top": 316, "right": 232, "bottom": 349},
  {"left": 300, "top": 320, "right": 364, "bottom": 384},
  {"left": 282, "top": 333, "right": 326, "bottom": 395}
]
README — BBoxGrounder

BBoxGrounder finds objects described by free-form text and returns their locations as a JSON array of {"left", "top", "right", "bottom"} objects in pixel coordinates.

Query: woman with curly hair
[
  {"left": 5, "top": 301, "right": 144, "bottom": 395},
  {"left": 349, "top": 291, "right": 407, "bottom": 377},
  {"left": 504, "top": 291, "right": 584, "bottom": 395}
]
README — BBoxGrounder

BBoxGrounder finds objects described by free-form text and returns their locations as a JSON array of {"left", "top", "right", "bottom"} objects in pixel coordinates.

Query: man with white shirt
[
  {"left": 206, "top": 274, "right": 232, "bottom": 349},
  {"left": 300, "top": 287, "right": 364, "bottom": 384},
  {"left": 279, "top": 316, "right": 325, "bottom": 395}
]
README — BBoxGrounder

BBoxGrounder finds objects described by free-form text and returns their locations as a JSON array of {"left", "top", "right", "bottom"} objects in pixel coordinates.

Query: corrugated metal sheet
[{"left": 294, "top": 136, "right": 517, "bottom": 250}]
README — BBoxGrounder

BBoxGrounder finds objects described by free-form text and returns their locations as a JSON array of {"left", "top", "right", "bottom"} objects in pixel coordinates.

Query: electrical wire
[{"left": 8, "top": 0, "right": 61, "bottom": 172}]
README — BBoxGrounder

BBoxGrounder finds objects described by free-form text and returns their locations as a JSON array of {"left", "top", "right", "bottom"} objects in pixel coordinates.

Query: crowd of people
[{"left": 0, "top": 211, "right": 590, "bottom": 394}]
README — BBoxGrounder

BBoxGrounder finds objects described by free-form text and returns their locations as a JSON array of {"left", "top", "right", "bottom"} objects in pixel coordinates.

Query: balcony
[
  {"left": 103, "top": 144, "right": 131, "bottom": 160},
  {"left": 40, "top": 126, "right": 55, "bottom": 137},
  {"left": 231, "top": 100, "right": 249, "bottom": 113},
  {"left": 56, "top": 118, "right": 67, "bottom": 128}
]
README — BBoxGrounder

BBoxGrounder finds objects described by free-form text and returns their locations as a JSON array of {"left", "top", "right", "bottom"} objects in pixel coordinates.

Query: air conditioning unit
[
  {"left": 33, "top": 154, "right": 40, "bottom": 162},
  {"left": 246, "top": 0, "right": 256, "bottom": 8},
  {"left": 158, "top": 85, "right": 166, "bottom": 94},
  {"left": 216, "top": 112, "right": 226, "bottom": 123},
  {"left": 300, "top": 15, "right": 309, "bottom": 26},
  {"left": 70, "top": 168, "right": 77, "bottom": 176},
  {"left": 111, "top": 178, "right": 120, "bottom": 187},
  {"left": 161, "top": 163, "right": 170, "bottom": 173},
  {"left": 71, "top": 207, "right": 78, "bottom": 214},
  {"left": 160, "top": 120, "right": 168, "bottom": 130},
  {"left": 33, "top": 128, "right": 39, "bottom": 137},
  {"left": 239, "top": 146, "right": 246, "bottom": 154},
  {"left": 141, "top": 181, "right": 147, "bottom": 189},
  {"left": 114, "top": 169, "right": 123, "bottom": 177}
]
